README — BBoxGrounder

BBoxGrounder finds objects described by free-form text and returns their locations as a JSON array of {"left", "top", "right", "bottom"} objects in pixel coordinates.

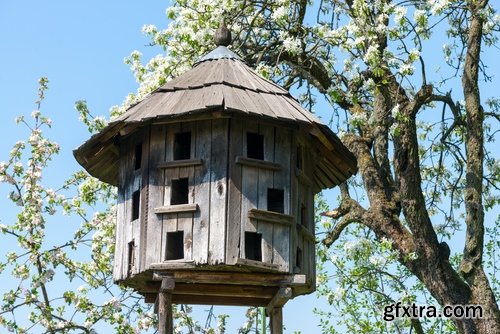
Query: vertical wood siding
[{"left": 114, "top": 118, "right": 317, "bottom": 280}]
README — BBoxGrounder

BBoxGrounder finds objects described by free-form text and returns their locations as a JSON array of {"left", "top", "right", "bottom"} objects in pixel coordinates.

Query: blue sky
[
  {"left": 0, "top": 1, "right": 166, "bottom": 166},
  {"left": 0, "top": 1, "right": 330, "bottom": 332}
]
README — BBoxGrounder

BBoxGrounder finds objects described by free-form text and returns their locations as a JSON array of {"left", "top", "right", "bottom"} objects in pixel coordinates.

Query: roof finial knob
[{"left": 214, "top": 18, "right": 232, "bottom": 47}]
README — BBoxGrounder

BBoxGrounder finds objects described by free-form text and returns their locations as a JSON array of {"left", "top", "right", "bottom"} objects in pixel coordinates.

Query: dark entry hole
[
  {"left": 296, "top": 247, "right": 303, "bottom": 269},
  {"left": 245, "top": 232, "right": 262, "bottom": 262},
  {"left": 171, "top": 178, "right": 189, "bottom": 205},
  {"left": 134, "top": 142, "right": 142, "bottom": 170},
  {"left": 174, "top": 132, "right": 191, "bottom": 160},
  {"left": 166, "top": 231, "right": 184, "bottom": 260},
  {"left": 296, "top": 145, "right": 303, "bottom": 170},
  {"left": 132, "top": 190, "right": 140, "bottom": 221},
  {"left": 267, "top": 188, "right": 284, "bottom": 213},
  {"left": 247, "top": 132, "right": 264, "bottom": 160},
  {"left": 127, "top": 240, "right": 135, "bottom": 276},
  {"left": 300, "top": 204, "right": 306, "bottom": 226}
]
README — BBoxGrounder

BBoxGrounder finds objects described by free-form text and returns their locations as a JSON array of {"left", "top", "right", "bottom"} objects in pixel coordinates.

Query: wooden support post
[
  {"left": 157, "top": 276, "right": 175, "bottom": 334},
  {"left": 266, "top": 287, "right": 292, "bottom": 334},
  {"left": 269, "top": 307, "right": 283, "bottom": 334}
]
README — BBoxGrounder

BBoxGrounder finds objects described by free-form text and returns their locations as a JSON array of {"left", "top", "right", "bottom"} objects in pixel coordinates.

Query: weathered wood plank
[
  {"left": 158, "top": 277, "right": 175, "bottom": 334},
  {"left": 240, "top": 121, "right": 259, "bottom": 258},
  {"left": 193, "top": 120, "right": 211, "bottom": 264},
  {"left": 272, "top": 126, "right": 292, "bottom": 272},
  {"left": 260, "top": 94, "right": 287, "bottom": 120},
  {"left": 113, "top": 197, "right": 125, "bottom": 280},
  {"left": 205, "top": 84, "right": 224, "bottom": 108},
  {"left": 164, "top": 90, "right": 191, "bottom": 117},
  {"left": 145, "top": 125, "right": 167, "bottom": 270},
  {"left": 221, "top": 85, "right": 248, "bottom": 113},
  {"left": 235, "top": 156, "right": 282, "bottom": 171},
  {"left": 289, "top": 133, "right": 300, "bottom": 274},
  {"left": 171, "top": 294, "right": 270, "bottom": 307},
  {"left": 154, "top": 204, "right": 198, "bottom": 214},
  {"left": 176, "top": 149, "right": 194, "bottom": 262},
  {"left": 247, "top": 89, "right": 278, "bottom": 118},
  {"left": 226, "top": 118, "right": 243, "bottom": 264},
  {"left": 125, "top": 92, "right": 165, "bottom": 122},
  {"left": 163, "top": 155, "right": 180, "bottom": 253},
  {"left": 138, "top": 127, "right": 151, "bottom": 273},
  {"left": 270, "top": 307, "right": 284, "bottom": 334},
  {"left": 150, "top": 261, "right": 196, "bottom": 271},
  {"left": 125, "top": 193, "right": 134, "bottom": 277},
  {"left": 153, "top": 92, "right": 190, "bottom": 117},
  {"left": 273, "top": 126, "right": 291, "bottom": 214},
  {"left": 130, "top": 167, "right": 142, "bottom": 280},
  {"left": 235, "top": 258, "right": 280, "bottom": 271},
  {"left": 295, "top": 233, "right": 305, "bottom": 274},
  {"left": 120, "top": 146, "right": 132, "bottom": 280},
  {"left": 272, "top": 224, "right": 290, "bottom": 272},
  {"left": 203, "top": 59, "right": 224, "bottom": 87},
  {"left": 178, "top": 212, "right": 193, "bottom": 261},
  {"left": 154, "top": 271, "right": 307, "bottom": 286},
  {"left": 258, "top": 162, "right": 274, "bottom": 264},
  {"left": 163, "top": 213, "right": 178, "bottom": 233},
  {"left": 141, "top": 281, "right": 278, "bottom": 298},
  {"left": 208, "top": 119, "right": 228, "bottom": 264},
  {"left": 247, "top": 209, "right": 294, "bottom": 225},
  {"left": 236, "top": 89, "right": 263, "bottom": 116},
  {"left": 132, "top": 218, "right": 141, "bottom": 275},
  {"left": 157, "top": 159, "right": 203, "bottom": 169},
  {"left": 122, "top": 137, "right": 139, "bottom": 279},
  {"left": 113, "top": 141, "right": 127, "bottom": 281},
  {"left": 266, "top": 287, "right": 292, "bottom": 314}
]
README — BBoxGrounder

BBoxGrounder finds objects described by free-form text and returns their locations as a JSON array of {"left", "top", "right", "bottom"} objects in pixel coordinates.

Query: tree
[
  {"left": 119, "top": 0, "right": 500, "bottom": 333},
  {"left": 2, "top": 1, "right": 499, "bottom": 333}
]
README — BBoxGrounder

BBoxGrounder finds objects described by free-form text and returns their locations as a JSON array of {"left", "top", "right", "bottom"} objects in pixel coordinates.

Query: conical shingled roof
[
  {"left": 113, "top": 47, "right": 321, "bottom": 125},
  {"left": 74, "top": 45, "right": 357, "bottom": 187}
]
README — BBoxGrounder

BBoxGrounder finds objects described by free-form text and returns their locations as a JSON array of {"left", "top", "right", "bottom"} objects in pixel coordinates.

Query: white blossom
[
  {"left": 77, "top": 285, "right": 88, "bottom": 293},
  {"left": 112, "top": 313, "right": 121, "bottom": 321},
  {"left": 413, "top": 9, "right": 426, "bottom": 23},
  {"left": 399, "top": 62, "right": 415, "bottom": 75},
  {"left": 409, "top": 49, "right": 420, "bottom": 61},
  {"left": 0, "top": 161, "right": 7, "bottom": 174},
  {"left": 335, "top": 286, "right": 346, "bottom": 299},
  {"left": 106, "top": 297, "right": 121, "bottom": 310},
  {"left": 278, "top": 31, "right": 301, "bottom": 54},
  {"left": 391, "top": 104, "right": 400, "bottom": 118},
  {"left": 271, "top": 7, "right": 287, "bottom": 21},
  {"left": 407, "top": 252, "right": 418, "bottom": 260},
  {"left": 429, "top": 0, "right": 450, "bottom": 15},
  {"left": 343, "top": 239, "right": 369, "bottom": 253},
  {"left": 363, "top": 44, "right": 380, "bottom": 65},
  {"left": 330, "top": 254, "right": 339, "bottom": 263},
  {"left": 369, "top": 255, "right": 385, "bottom": 266},
  {"left": 394, "top": 6, "right": 407, "bottom": 25},
  {"left": 351, "top": 111, "right": 369, "bottom": 126},
  {"left": 84, "top": 320, "right": 93, "bottom": 329},
  {"left": 142, "top": 24, "right": 157, "bottom": 34}
]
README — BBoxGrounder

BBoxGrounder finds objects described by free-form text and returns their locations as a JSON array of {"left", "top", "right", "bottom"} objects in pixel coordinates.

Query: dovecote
[{"left": 74, "top": 25, "right": 356, "bottom": 334}]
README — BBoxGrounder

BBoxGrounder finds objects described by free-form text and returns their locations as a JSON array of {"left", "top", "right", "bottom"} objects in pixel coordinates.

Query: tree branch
[{"left": 459, "top": 0, "right": 486, "bottom": 278}]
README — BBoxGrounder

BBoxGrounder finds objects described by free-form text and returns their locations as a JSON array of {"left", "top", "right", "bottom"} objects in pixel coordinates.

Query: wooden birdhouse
[{"left": 74, "top": 24, "right": 356, "bottom": 333}]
